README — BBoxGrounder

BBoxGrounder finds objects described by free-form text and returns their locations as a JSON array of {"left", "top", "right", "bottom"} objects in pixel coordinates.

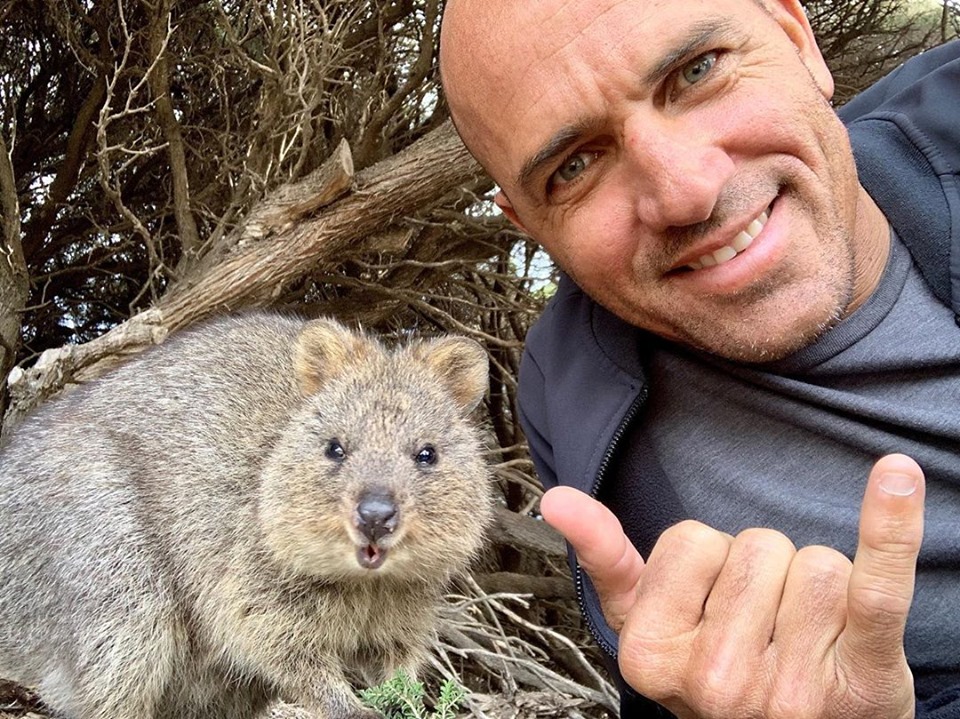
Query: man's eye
[
  {"left": 551, "top": 151, "right": 595, "bottom": 188},
  {"left": 679, "top": 51, "right": 719, "bottom": 87}
]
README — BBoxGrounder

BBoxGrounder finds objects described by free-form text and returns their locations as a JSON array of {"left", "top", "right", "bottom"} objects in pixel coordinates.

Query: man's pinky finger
[{"left": 840, "top": 453, "right": 925, "bottom": 671}]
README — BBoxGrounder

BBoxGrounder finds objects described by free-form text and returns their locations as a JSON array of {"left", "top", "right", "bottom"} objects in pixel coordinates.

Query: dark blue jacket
[{"left": 517, "top": 40, "right": 960, "bottom": 718}]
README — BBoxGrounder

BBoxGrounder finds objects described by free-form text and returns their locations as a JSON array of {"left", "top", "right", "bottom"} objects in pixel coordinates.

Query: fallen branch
[
  {"left": 490, "top": 506, "right": 566, "bottom": 559},
  {"left": 474, "top": 573, "right": 574, "bottom": 601},
  {"left": 4, "top": 122, "right": 485, "bottom": 429}
]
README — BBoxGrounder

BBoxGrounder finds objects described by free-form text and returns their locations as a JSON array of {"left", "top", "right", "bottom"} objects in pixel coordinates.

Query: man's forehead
[
  {"left": 440, "top": 0, "right": 542, "bottom": 177},
  {"left": 443, "top": 0, "right": 659, "bottom": 79},
  {"left": 442, "top": 1, "right": 654, "bottom": 157},
  {"left": 441, "top": 0, "right": 548, "bottom": 98},
  {"left": 441, "top": 0, "right": 754, "bottom": 78},
  {"left": 441, "top": 0, "right": 764, "bottom": 187}
]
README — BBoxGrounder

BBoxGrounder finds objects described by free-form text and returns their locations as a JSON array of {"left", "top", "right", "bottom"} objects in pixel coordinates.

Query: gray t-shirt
[{"left": 640, "top": 232, "right": 960, "bottom": 683}]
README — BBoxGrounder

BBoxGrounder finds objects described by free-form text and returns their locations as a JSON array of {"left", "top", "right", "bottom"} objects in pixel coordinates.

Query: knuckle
[
  {"left": 791, "top": 546, "right": 851, "bottom": 595},
  {"left": 848, "top": 582, "right": 912, "bottom": 627},
  {"left": 715, "top": 530, "right": 796, "bottom": 600},
  {"left": 685, "top": 645, "right": 752, "bottom": 718},
  {"left": 662, "top": 519, "right": 728, "bottom": 555},
  {"left": 733, "top": 527, "right": 796, "bottom": 560},
  {"left": 861, "top": 540, "right": 922, "bottom": 571},
  {"left": 860, "top": 512, "right": 923, "bottom": 556},
  {"left": 793, "top": 545, "right": 850, "bottom": 574}
]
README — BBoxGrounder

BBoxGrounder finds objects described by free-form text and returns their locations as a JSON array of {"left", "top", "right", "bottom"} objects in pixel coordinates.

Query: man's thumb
[
  {"left": 841, "top": 453, "right": 925, "bottom": 667},
  {"left": 540, "top": 486, "right": 645, "bottom": 631}
]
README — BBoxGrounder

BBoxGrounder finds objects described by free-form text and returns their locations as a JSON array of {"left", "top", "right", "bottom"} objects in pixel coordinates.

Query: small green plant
[{"left": 359, "top": 669, "right": 465, "bottom": 719}]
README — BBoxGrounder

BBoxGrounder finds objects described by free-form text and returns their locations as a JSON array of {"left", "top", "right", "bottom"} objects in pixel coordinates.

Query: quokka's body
[{"left": 0, "top": 313, "right": 492, "bottom": 719}]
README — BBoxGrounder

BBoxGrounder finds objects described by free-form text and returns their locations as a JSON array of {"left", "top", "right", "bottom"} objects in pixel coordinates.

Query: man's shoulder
[
  {"left": 840, "top": 39, "right": 960, "bottom": 126},
  {"left": 842, "top": 39, "right": 960, "bottom": 315},
  {"left": 523, "top": 274, "right": 647, "bottom": 381},
  {"left": 524, "top": 275, "right": 588, "bottom": 357}
]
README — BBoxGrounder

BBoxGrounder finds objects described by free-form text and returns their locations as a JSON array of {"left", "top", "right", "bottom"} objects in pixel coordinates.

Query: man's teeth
[{"left": 687, "top": 209, "right": 769, "bottom": 270}]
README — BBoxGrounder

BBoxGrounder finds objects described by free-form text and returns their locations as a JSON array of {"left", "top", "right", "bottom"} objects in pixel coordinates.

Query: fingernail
[{"left": 880, "top": 472, "right": 918, "bottom": 497}]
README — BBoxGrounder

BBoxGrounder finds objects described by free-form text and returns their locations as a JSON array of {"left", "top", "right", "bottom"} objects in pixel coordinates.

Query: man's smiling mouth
[{"left": 685, "top": 207, "right": 770, "bottom": 271}]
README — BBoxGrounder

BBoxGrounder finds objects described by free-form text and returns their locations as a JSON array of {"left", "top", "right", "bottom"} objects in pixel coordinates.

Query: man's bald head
[{"left": 439, "top": 0, "right": 525, "bottom": 179}]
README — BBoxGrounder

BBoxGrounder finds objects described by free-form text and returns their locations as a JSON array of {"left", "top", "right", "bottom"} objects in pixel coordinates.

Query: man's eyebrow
[
  {"left": 516, "top": 120, "right": 594, "bottom": 198},
  {"left": 643, "top": 19, "right": 739, "bottom": 87}
]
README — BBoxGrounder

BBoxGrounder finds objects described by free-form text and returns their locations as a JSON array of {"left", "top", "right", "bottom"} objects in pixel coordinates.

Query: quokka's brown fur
[{"left": 0, "top": 313, "right": 493, "bottom": 719}]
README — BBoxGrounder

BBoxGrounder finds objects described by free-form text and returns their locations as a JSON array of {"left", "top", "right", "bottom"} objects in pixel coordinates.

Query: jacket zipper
[{"left": 573, "top": 383, "right": 649, "bottom": 657}]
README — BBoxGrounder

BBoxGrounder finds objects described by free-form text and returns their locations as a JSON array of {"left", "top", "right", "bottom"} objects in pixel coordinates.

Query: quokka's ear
[
  {"left": 414, "top": 336, "right": 489, "bottom": 413},
  {"left": 293, "top": 318, "right": 372, "bottom": 396}
]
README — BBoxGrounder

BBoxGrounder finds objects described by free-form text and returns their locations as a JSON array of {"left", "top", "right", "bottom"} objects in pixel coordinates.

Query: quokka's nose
[{"left": 355, "top": 492, "right": 399, "bottom": 543}]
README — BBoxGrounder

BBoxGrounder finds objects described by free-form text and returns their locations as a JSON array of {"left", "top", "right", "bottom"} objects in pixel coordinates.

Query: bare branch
[
  {"left": 147, "top": 0, "right": 202, "bottom": 262},
  {"left": 241, "top": 138, "right": 355, "bottom": 243}
]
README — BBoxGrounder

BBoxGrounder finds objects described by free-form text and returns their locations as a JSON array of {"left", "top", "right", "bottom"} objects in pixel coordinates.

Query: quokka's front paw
[{"left": 294, "top": 704, "right": 384, "bottom": 719}]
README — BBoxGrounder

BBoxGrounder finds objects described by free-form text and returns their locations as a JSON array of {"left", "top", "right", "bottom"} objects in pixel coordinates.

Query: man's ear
[
  {"left": 495, "top": 189, "right": 530, "bottom": 234},
  {"left": 765, "top": 0, "right": 834, "bottom": 101}
]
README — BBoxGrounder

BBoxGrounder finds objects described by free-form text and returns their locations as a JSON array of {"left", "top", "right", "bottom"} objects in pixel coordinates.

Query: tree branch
[
  {"left": 21, "top": 73, "right": 106, "bottom": 263},
  {"left": 3, "top": 121, "right": 485, "bottom": 428},
  {"left": 148, "top": 0, "right": 202, "bottom": 262},
  {"left": 240, "top": 138, "right": 355, "bottom": 243},
  {"left": 158, "top": 120, "right": 483, "bottom": 329}
]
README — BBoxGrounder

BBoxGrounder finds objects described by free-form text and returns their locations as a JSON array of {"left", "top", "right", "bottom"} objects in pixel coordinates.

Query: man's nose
[{"left": 623, "top": 115, "right": 735, "bottom": 230}]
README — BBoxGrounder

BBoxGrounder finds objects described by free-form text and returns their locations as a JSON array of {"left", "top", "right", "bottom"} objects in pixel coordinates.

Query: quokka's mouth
[{"left": 357, "top": 543, "right": 388, "bottom": 570}]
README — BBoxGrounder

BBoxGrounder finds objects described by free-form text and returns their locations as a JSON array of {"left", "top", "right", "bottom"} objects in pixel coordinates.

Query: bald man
[{"left": 441, "top": 1, "right": 960, "bottom": 717}]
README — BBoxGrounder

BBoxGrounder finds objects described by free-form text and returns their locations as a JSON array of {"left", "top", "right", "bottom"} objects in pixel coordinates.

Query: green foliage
[{"left": 359, "top": 670, "right": 465, "bottom": 719}]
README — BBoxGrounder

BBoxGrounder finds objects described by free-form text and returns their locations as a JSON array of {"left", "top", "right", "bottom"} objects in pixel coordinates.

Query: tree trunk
[{"left": 0, "top": 132, "right": 28, "bottom": 429}]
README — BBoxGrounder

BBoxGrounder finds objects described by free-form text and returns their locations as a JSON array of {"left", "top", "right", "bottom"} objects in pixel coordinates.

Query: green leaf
[{"left": 359, "top": 670, "right": 465, "bottom": 719}]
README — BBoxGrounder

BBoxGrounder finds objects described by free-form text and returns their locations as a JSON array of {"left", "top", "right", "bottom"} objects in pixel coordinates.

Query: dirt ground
[
  {"left": 0, "top": 680, "right": 606, "bottom": 719},
  {"left": 0, "top": 680, "right": 45, "bottom": 718}
]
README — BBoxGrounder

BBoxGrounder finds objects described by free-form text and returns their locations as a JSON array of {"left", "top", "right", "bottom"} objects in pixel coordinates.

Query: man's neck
[{"left": 846, "top": 185, "right": 891, "bottom": 315}]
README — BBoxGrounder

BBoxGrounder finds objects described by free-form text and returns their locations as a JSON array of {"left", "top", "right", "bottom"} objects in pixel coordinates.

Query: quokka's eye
[
  {"left": 414, "top": 445, "right": 437, "bottom": 466},
  {"left": 325, "top": 439, "right": 346, "bottom": 461}
]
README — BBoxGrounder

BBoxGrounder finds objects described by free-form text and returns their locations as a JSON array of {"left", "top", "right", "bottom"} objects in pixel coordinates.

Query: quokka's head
[{"left": 258, "top": 318, "right": 493, "bottom": 584}]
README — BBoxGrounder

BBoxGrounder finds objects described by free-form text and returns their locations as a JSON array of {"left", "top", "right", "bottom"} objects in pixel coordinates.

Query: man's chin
[
  {"left": 676, "top": 307, "right": 846, "bottom": 364},
  {"left": 649, "top": 268, "right": 855, "bottom": 363}
]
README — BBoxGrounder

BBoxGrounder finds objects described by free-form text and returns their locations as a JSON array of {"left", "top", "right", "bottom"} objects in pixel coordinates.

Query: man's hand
[{"left": 540, "top": 454, "right": 925, "bottom": 719}]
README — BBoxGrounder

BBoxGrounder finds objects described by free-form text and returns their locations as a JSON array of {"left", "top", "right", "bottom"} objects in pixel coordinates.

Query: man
[{"left": 440, "top": 0, "right": 960, "bottom": 717}]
